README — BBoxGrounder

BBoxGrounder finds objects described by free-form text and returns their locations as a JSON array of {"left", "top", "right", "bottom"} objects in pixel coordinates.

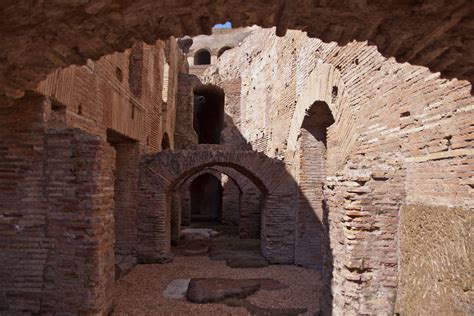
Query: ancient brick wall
[
  {"left": 2, "top": 1, "right": 472, "bottom": 100},
  {"left": 35, "top": 39, "right": 187, "bottom": 155},
  {"left": 0, "top": 92, "right": 117, "bottom": 313},
  {"left": 175, "top": 74, "right": 199, "bottom": 149},
  {"left": 138, "top": 146, "right": 297, "bottom": 263},
  {"left": 220, "top": 174, "right": 240, "bottom": 225},
  {"left": 108, "top": 139, "right": 140, "bottom": 261},
  {"left": 0, "top": 93, "right": 50, "bottom": 313},
  {"left": 0, "top": 36, "right": 189, "bottom": 314},
  {"left": 203, "top": 28, "right": 473, "bottom": 315},
  {"left": 42, "top": 129, "right": 115, "bottom": 314},
  {"left": 214, "top": 166, "right": 263, "bottom": 238}
]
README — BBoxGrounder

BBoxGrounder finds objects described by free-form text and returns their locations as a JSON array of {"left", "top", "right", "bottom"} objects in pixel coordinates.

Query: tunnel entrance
[{"left": 193, "top": 85, "right": 225, "bottom": 144}]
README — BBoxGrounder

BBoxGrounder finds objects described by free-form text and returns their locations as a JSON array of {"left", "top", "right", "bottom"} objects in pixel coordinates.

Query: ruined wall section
[
  {"left": 0, "top": 93, "right": 116, "bottom": 314},
  {"left": 206, "top": 28, "right": 473, "bottom": 315},
  {"left": 0, "top": 94, "right": 50, "bottom": 313},
  {"left": 35, "top": 39, "right": 187, "bottom": 154}
]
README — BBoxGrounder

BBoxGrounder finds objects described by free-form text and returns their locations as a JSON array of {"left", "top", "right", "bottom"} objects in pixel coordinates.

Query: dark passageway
[
  {"left": 193, "top": 86, "right": 225, "bottom": 144},
  {"left": 190, "top": 173, "right": 223, "bottom": 222}
]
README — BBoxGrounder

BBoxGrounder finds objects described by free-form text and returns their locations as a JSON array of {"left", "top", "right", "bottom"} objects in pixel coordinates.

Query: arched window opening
[
  {"left": 190, "top": 173, "right": 223, "bottom": 222},
  {"left": 194, "top": 49, "right": 211, "bottom": 65},
  {"left": 217, "top": 46, "right": 232, "bottom": 58},
  {"left": 193, "top": 85, "right": 225, "bottom": 144},
  {"left": 161, "top": 133, "right": 170, "bottom": 150}
]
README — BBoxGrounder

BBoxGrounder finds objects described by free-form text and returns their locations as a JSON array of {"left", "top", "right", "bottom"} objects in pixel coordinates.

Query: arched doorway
[
  {"left": 193, "top": 85, "right": 225, "bottom": 144},
  {"left": 137, "top": 146, "right": 297, "bottom": 264},
  {"left": 189, "top": 173, "right": 223, "bottom": 222},
  {"left": 193, "top": 49, "right": 211, "bottom": 65}
]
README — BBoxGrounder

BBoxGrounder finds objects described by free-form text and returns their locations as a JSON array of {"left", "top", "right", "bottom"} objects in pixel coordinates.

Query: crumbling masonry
[{"left": 0, "top": 2, "right": 473, "bottom": 315}]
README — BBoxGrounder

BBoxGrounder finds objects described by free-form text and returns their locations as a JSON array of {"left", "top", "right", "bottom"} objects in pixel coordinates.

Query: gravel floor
[{"left": 113, "top": 256, "right": 321, "bottom": 315}]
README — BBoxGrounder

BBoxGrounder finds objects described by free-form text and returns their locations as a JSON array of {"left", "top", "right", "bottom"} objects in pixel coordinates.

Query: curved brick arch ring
[
  {"left": 1, "top": 1, "right": 472, "bottom": 97},
  {"left": 137, "top": 145, "right": 296, "bottom": 263},
  {"left": 172, "top": 165, "right": 264, "bottom": 240},
  {"left": 286, "top": 60, "right": 358, "bottom": 168}
]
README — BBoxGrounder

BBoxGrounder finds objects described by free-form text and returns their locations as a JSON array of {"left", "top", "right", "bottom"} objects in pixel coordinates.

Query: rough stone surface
[
  {"left": 396, "top": 204, "right": 473, "bottom": 315},
  {"left": 186, "top": 278, "right": 260, "bottom": 303},
  {"left": 0, "top": 1, "right": 473, "bottom": 98},
  {"left": 0, "top": 6, "right": 472, "bottom": 315},
  {"left": 114, "top": 256, "right": 322, "bottom": 315},
  {"left": 162, "top": 279, "right": 191, "bottom": 300}
]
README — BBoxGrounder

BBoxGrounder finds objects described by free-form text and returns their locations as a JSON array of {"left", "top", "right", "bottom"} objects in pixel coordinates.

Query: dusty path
[{"left": 113, "top": 256, "right": 321, "bottom": 315}]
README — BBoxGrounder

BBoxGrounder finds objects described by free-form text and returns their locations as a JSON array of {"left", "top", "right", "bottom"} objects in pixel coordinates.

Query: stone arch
[
  {"left": 173, "top": 165, "right": 263, "bottom": 239},
  {"left": 137, "top": 145, "right": 296, "bottom": 263},
  {"left": 194, "top": 49, "right": 211, "bottom": 65},
  {"left": 217, "top": 46, "right": 232, "bottom": 58},
  {"left": 170, "top": 167, "right": 240, "bottom": 242},
  {"left": 1, "top": 2, "right": 472, "bottom": 98}
]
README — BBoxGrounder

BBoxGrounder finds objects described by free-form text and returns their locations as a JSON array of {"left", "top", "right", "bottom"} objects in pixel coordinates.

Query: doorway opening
[
  {"left": 194, "top": 49, "right": 211, "bottom": 65},
  {"left": 193, "top": 85, "right": 225, "bottom": 144},
  {"left": 190, "top": 173, "right": 223, "bottom": 222}
]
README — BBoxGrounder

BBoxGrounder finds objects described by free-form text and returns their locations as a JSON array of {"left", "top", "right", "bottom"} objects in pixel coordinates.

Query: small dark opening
[
  {"left": 51, "top": 99, "right": 66, "bottom": 112},
  {"left": 161, "top": 133, "right": 171, "bottom": 150},
  {"left": 331, "top": 86, "right": 338, "bottom": 103},
  {"left": 115, "top": 67, "right": 123, "bottom": 82},
  {"left": 194, "top": 49, "right": 211, "bottom": 65}
]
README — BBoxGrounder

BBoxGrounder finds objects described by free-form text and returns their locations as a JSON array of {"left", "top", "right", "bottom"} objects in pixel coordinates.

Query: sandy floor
[{"left": 113, "top": 256, "right": 321, "bottom": 315}]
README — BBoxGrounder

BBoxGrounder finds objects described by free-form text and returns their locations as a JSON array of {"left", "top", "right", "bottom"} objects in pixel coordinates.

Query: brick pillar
[
  {"left": 0, "top": 93, "right": 49, "bottom": 313},
  {"left": 221, "top": 175, "right": 240, "bottom": 225},
  {"left": 41, "top": 129, "right": 115, "bottom": 314}
]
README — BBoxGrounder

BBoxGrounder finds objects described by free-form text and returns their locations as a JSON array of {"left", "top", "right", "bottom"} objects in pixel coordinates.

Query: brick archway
[
  {"left": 172, "top": 165, "right": 264, "bottom": 241},
  {"left": 1, "top": 1, "right": 472, "bottom": 98},
  {"left": 137, "top": 145, "right": 296, "bottom": 263}
]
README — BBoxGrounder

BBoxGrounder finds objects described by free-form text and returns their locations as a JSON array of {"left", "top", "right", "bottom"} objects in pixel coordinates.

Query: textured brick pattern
[
  {"left": 205, "top": 28, "right": 473, "bottom": 315},
  {"left": 0, "top": 93, "right": 49, "bottom": 313},
  {"left": 42, "top": 129, "right": 115, "bottom": 314},
  {"left": 138, "top": 145, "right": 297, "bottom": 264},
  {"left": 0, "top": 93, "right": 115, "bottom": 313},
  {"left": 397, "top": 204, "right": 472, "bottom": 315}
]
